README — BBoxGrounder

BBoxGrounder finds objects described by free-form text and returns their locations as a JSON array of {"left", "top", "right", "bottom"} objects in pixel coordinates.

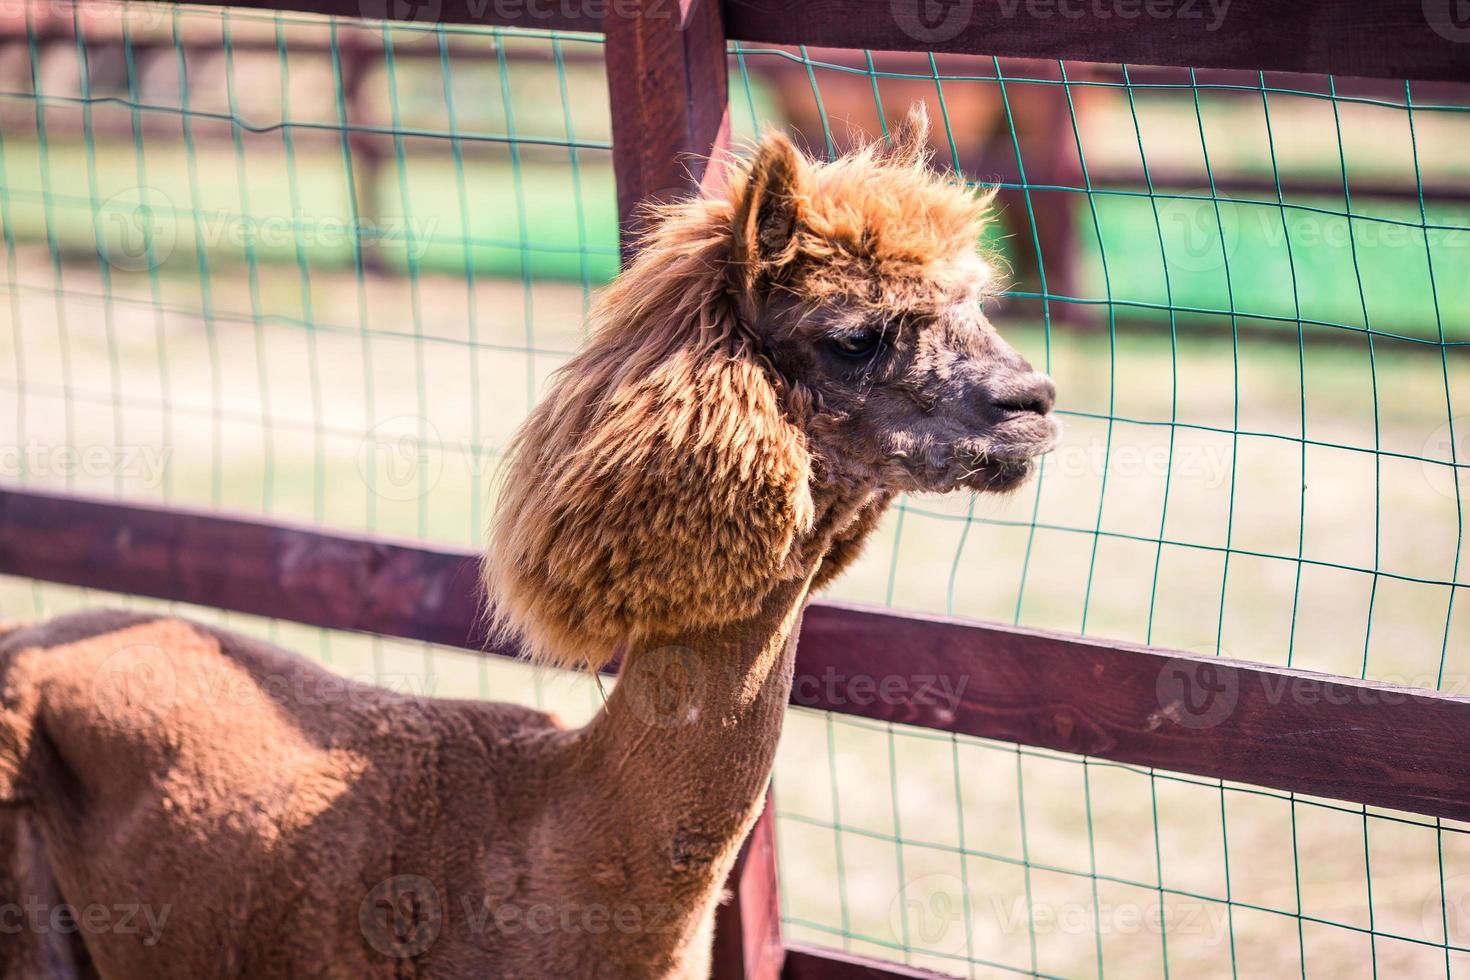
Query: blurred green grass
[
  {"left": 3, "top": 137, "right": 1467, "bottom": 341},
  {"left": 1081, "top": 192, "right": 1470, "bottom": 341}
]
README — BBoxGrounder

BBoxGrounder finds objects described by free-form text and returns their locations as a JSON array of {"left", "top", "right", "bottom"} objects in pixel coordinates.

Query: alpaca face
[
  {"left": 732, "top": 110, "right": 1058, "bottom": 499},
  {"left": 759, "top": 286, "right": 1058, "bottom": 495}
]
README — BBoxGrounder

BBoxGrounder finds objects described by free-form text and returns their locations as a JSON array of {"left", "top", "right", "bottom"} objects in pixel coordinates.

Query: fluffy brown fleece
[{"left": 0, "top": 106, "right": 1057, "bottom": 979}]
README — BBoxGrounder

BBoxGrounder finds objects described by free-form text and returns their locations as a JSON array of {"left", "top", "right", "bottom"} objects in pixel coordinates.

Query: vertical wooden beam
[
  {"left": 605, "top": 9, "right": 770, "bottom": 973},
  {"left": 603, "top": 0, "right": 730, "bottom": 258},
  {"left": 711, "top": 792, "right": 785, "bottom": 980}
]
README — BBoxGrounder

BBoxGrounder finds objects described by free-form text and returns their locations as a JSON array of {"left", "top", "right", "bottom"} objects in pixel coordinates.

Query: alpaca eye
[{"left": 829, "top": 329, "right": 882, "bottom": 360}]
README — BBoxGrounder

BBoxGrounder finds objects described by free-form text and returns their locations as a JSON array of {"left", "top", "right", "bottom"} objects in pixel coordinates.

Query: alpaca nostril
[{"left": 994, "top": 374, "right": 1056, "bottom": 417}]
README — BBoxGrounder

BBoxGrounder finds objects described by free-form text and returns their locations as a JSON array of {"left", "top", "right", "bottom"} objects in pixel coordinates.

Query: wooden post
[
  {"left": 711, "top": 793, "right": 784, "bottom": 980},
  {"left": 604, "top": 6, "right": 773, "bottom": 973},
  {"left": 603, "top": 0, "right": 731, "bottom": 258}
]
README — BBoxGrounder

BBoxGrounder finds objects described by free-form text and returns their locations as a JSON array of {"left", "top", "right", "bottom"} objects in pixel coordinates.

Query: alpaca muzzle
[
  {"left": 980, "top": 366, "right": 1060, "bottom": 455},
  {"left": 947, "top": 366, "right": 1060, "bottom": 492},
  {"left": 990, "top": 370, "right": 1057, "bottom": 419}
]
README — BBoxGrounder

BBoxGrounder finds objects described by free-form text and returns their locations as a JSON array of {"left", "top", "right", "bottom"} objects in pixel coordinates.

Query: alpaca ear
[
  {"left": 884, "top": 103, "right": 931, "bottom": 166},
  {"left": 731, "top": 132, "right": 807, "bottom": 276}
]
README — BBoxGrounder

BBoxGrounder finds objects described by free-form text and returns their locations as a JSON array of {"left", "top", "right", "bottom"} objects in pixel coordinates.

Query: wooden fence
[{"left": 1, "top": 1, "right": 1468, "bottom": 977}]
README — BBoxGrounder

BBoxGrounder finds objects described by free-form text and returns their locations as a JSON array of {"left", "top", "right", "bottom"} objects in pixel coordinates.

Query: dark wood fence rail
[
  {"left": 156, "top": 0, "right": 1470, "bottom": 83},
  {"left": 3, "top": 1, "right": 1469, "bottom": 978},
  {"left": 5, "top": 486, "right": 1470, "bottom": 824}
]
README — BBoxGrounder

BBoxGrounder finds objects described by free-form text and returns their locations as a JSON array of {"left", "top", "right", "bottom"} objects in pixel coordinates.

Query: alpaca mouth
[
  {"left": 954, "top": 418, "right": 1059, "bottom": 493},
  {"left": 960, "top": 455, "right": 1038, "bottom": 493}
]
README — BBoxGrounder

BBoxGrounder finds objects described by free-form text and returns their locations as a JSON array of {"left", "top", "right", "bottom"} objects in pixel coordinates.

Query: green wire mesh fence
[{"left": 0, "top": 4, "right": 1468, "bottom": 977}]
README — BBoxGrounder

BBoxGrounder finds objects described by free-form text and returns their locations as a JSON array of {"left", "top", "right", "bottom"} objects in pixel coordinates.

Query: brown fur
[{"left": 0, "top": 107, "right": 1056, "bottom": 978}]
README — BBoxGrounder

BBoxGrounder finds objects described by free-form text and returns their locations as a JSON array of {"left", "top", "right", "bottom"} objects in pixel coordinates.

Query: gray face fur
[{"left": 758, "top": 287, "right": 1059, "bottom": 496}]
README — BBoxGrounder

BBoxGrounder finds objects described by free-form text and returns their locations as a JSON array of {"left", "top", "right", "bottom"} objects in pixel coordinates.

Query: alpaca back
[{"left": 0, "top": 610, "right": 598, "bottom": 978}]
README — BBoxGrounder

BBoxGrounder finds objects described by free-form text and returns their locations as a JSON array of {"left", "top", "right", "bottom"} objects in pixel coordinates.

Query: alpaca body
[
  {"left": 0, "top": 606, "right": 802, "bottom": 978},
  {"left": 0, "top": 108, "right": 1059, "bottom": 977}
]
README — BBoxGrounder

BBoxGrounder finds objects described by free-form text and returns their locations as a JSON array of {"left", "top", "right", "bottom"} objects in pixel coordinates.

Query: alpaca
[{"left": 0, "top": 106, "right": 1057, "bottom": 979}]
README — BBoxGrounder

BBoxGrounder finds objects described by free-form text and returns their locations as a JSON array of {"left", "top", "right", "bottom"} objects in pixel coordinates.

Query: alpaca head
[
  {"left": 729, "top": 107, "right": 1058, "bottom": 499},
  {"left": 486, "top": 106, "right": 1057, "bottom": 671}
]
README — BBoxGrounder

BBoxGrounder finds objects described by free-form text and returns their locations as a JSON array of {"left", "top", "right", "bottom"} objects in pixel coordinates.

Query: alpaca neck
[
  {"left": 569, "top": 492, "right": 871, "bottom": 850},
  {"left": 579, "top": 564, "right": 811, "bottom": 846},
  {"left": 563, "top": 564, "right": 815, "bottom": 973}
]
